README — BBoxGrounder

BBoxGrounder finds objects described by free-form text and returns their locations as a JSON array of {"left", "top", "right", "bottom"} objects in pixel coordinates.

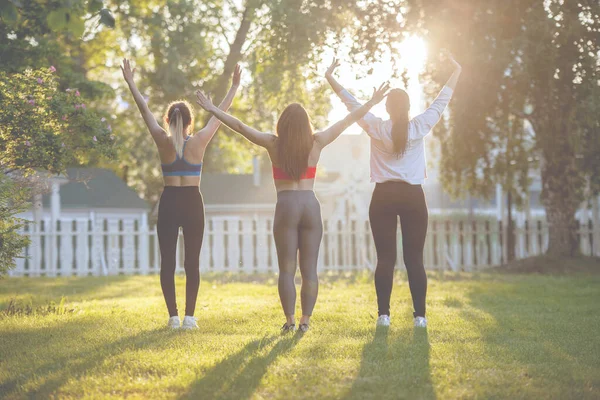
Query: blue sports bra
[{"left": 161, "top": 137, "right": 203, "bottom": 177}]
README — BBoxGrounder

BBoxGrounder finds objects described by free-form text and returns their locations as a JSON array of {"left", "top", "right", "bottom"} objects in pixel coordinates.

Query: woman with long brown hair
[
  {"left": 195, "top": 82, "right": 390, "bottom": 332},
  {"left": 325, "top": 56, "right": 462, "bottom": 329},
  {"left": 121, "top": 59, "right": 242, "bottom": 329}
]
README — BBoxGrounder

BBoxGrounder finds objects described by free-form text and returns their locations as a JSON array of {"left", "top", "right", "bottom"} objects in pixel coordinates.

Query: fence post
[
  {"left": 241, "top": 217, "right": 254, "bottom": 272},
  {"left": 122, "top": 219, "right": 135, "bottom": 274},
  {"left": 578, "top": 201, "right": 591, "bottom": 256},
  {"left": 59, "top": 218, "right": 74, "bottom": 276},
  {"left": 75, "top": 218, "right": 89, "bottom": 276},
  {"left": 212, "top": 218, "right": 225, "bottom": 272},
  {"left": 256, "top": 217, "right": 269, "bottom": 272},
  {"left": 91, "top": 213, "right": 105, "bottom": 275},
  {"left": 138, "top": 213, "right": 149, "bottom": 275},
  {"left": 593, "top": 195, "right": 600, "bottom": 257}
]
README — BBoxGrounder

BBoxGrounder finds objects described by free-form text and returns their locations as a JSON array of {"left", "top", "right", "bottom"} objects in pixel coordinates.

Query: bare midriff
[
  {"left": 274, "top": 178, "right": 316, "bottom": 192},
  {"left": 163, "top": 175, "right": 201, "bottom": 187}
]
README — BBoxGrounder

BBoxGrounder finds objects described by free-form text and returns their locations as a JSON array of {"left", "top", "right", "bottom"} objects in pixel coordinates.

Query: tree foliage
[
  {"left": 404, "top": 0, "right": 600, "bottom": 256},
  {"left": 0, "top": 66, "right": 116, "bottom": 275},
  {"left": 97, "top": 0, "right": 401, "bottom": 202},
  {"left": 0, "top": 174, "right": 30, "bottom": 276},
  {"left": 0, "top": 67, "right": 115, "bottom": 174}
]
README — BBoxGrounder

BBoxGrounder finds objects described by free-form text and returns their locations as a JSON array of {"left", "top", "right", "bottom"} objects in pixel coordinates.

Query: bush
[
  {"left": 0, "top": 174, "right": 30, "bottom": 276},
  {"left": 0, "top": 66, "right": 115, "bottom": 174},
  {"left": 0, "top": 66, "right": 117, "bottom": 275}
]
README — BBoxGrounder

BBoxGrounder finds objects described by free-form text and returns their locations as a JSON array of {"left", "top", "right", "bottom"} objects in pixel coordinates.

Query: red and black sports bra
[{"left": 272, "top": 165, "right": 317, "bottom": 180}]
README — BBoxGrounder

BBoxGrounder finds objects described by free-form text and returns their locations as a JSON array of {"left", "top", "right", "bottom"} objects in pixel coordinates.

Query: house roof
[{"left": 42, "top": 168, "right": 149, "bottom": 210}]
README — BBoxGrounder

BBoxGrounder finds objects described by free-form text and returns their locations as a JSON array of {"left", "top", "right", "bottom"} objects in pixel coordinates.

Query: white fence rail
[{"left": 10, "top": 213, "right": 600, "bottom": 277}]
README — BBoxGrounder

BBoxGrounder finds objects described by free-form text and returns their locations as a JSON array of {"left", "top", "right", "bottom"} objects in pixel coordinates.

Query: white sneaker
[
  {"left": 181, "top": 316, "right": 198, "bottom": 330},
  {"left": 414, "top": 316, "right": 427, "bottom": 328},
  {"left": 376, "top": 315, "right": 390, "bottom": 327},
  {"left": 167, "top": 316, "right": 180, "bottom": 329}
]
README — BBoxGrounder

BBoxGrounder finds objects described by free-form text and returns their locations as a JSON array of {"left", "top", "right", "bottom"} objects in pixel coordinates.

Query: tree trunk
[
  {"left": 210, "top": 4, "right": 256, "bottom": 104},
  {"left": 541, "top": 154, "right": 583, "bottom": 257},
  {"left": 202, "top": 3, "right": 257, "bottom": 169}
]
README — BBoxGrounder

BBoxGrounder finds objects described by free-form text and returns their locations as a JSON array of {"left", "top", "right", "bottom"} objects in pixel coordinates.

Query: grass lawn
[{"left": 1, "top": 263, "right": 599, "bottom": 399}]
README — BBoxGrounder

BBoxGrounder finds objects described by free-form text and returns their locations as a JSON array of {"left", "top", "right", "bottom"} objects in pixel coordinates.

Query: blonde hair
[{"left": 163, "top": 100, "right": 193, "bottom": 158}]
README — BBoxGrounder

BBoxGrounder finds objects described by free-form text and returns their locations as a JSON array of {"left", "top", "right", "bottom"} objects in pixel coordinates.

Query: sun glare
[
  {"left": 396, "top": 36, "right": 427, "bottom": 75},
  {"left": 326, "top": 35, "right": 428, "bottom": 133}
]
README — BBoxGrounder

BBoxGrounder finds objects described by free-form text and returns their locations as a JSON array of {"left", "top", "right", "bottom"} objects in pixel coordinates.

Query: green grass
[{"left": 1, "top": 268, "right": 599, "bottom": 399}]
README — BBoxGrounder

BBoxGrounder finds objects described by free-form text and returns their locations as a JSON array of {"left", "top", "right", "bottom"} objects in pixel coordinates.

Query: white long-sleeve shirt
[{"left": 338, "top": 86, "right": 454, "bottom": 185}]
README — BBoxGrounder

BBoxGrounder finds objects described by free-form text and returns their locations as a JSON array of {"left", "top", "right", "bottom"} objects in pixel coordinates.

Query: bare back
[
  {"left": 265, "top": 137, "right": 323, "bottom": 192},
  {"left": 157, "top": 134, "right": 207, "bottom": 187}
]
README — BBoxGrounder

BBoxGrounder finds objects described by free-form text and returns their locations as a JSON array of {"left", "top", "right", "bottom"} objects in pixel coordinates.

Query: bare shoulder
[
  {"left": 149, "top": 125, "right": 170, "bottom": 145},
  {"left": 312, "top": 130, "right": 329, "bottom": 148},
  {"left": 262, "top": 133, "right": 278, "bottom": 148},
  {"left": 265, "top": 137, "right": 279, "bottom": 159}
]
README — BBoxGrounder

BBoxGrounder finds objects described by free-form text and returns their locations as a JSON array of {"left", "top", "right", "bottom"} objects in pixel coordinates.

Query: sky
[{"left": 324, "top": 35, "right": 428, "bottom": 134}]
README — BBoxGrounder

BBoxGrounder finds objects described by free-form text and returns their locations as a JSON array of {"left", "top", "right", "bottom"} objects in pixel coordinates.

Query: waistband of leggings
[
  {"left": 163, "top": 185, "right": 200, "bottom": 192},
  {"left": 162, "top": 186, "right": 201, "bottom": 197},
  {"left": 376, "top": 180, "right": 420, "bottom": 188},
  {"left": 276, "top": 189, "right": 316, "bottom": 198}
]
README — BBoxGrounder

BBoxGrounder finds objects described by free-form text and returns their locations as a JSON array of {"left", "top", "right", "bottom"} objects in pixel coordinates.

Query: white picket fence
[{"left": 10, "top": 212, "right": 600, "bottom": 277}]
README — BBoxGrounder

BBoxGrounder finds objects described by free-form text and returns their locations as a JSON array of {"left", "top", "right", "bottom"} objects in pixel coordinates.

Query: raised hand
[
  {"left": 449, "top": 54, "right": 461, "bottom": 71},
  {"left": 120, "top": 58, "right": 136, "bottom": 83},
  {"left": 232, "top": 64, "right": 242, "bottom": 87},
  {"left": 370, "top": 81, "right": 391, "bottom": 104},
  {"left": 196, "top": 90, "right": 216, "bottom": 112},
  {"left": 325, "top": 57, "right": 340, "bottom": 77}
]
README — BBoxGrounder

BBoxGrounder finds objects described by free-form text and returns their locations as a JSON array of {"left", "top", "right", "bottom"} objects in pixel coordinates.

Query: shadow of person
[
  {"left": 0, "top": 322, "right": 178, "bottom": 398},
  {"left": 180, "top": 332, "right": 302, "bottom": 400},
  {"left": 345, "top": 325, "right": 435, "bottom": 400}
]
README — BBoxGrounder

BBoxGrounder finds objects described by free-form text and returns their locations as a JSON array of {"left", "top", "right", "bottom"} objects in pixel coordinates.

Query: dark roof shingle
[{"left": 42, "top": 168, "right": 149, "bottom": 210}]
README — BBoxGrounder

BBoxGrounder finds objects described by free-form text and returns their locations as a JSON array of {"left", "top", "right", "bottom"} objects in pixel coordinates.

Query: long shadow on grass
[
  {"left": 0, "top": 275, "right": 152, "bottom": 307},
  {"left": 464, "top": 281, "right": 600, "bottom": 398},
  {"left": 345, "top": 326, "right": 435, "bottom": 400},
  {"left": 180, "top": 332, "right": 303, "bottom": 400},
  {"left": 0, "top": 318, "right": 178, "bottom": 398}
]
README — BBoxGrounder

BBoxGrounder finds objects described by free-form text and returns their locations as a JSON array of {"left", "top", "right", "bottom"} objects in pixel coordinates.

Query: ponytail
[
  {"left": 169, "top": 108, "right": 185, "bottom": 158},
  {"left": 391, "top": 114, "right": 409, "bottom": 156}
]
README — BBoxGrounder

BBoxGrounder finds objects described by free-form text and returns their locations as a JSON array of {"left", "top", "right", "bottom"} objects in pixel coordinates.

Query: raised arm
[
  {"left": 412, "top": 56, "right": 462, "bottom": 137},
  {"left": 445, "top": 55, "right": 462, "bottom": 90},
  {"left": 315, "top": 82, "right": 390, "bottom": 148},
  {"left": 195, "top": 90, "right": 276, "bottom": 149},
  {"left": 325, "top": 58, "right": 344, "bottom": 94},
  {"left": 120, "top": 58, "right": 169, "bottom": 146},
  {"left": 325, "top": 58, "right": 385, "bottom": 139},
  {"left": 194, "top": 64, "right": 242, "bottom": 145}
]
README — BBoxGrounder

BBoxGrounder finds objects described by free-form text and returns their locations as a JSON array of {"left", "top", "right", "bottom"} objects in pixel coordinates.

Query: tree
[
  {"left": 403, "top": 0, "right": 600, "bottom": 257},
  {"left": 99, "top": 0, "right": 399, "bottom": 203},
  {"left": 0, "top": 174, "right": 30, "bottom": 276},
  {"left": 0, "top": 67, "right": 115, "bottom": 174},
  {"left": 0, "top": 66, "right": 115, "bottom": 274}
]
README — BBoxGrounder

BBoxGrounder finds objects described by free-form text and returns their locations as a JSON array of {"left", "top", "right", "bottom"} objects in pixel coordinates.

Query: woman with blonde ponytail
[
  {"left": 121, "top": 58, "right": 242, "bottom": 329},
  {"left": 326, "top": 56, "right": 462, "bottom": 329}
]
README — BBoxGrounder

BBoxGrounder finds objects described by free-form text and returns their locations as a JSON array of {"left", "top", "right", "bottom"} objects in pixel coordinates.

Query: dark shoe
[{"left": 281, "top": 323, "right": 296, "bottom": 333}]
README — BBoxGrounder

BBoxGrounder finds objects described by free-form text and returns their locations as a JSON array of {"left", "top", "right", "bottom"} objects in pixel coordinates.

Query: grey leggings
[{"left": 273, "top": 190, "right": 323, "bottom": 317}]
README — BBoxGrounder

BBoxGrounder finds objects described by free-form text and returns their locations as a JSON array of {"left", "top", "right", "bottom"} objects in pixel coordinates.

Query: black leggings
[
  {"left": 369, "top": 181, "right": 428, "bottom": 318},
  {"left": 157, "top": 186, "right": 205, "bottom": 317},
  {"left": 273, "top": 190, "right": 323, "bottom": 317}
]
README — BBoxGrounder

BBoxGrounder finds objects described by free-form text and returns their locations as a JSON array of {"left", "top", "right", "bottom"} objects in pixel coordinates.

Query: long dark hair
[
  {"left": 387, "top": 89, "right": 410, "bottom": 156},
  {"left": 276, "top": 103, "right": 314, "bottom": 180}
]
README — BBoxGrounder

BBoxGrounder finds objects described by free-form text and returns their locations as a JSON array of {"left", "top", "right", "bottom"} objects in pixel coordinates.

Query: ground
[{"left": 1, "top": 263, "right": 599, "bottom": 399}]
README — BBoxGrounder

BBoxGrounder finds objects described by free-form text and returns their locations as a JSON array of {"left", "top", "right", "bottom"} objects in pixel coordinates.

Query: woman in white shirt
[{"left": 325, "top": 56, "right": 462, "bottom": 328}]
